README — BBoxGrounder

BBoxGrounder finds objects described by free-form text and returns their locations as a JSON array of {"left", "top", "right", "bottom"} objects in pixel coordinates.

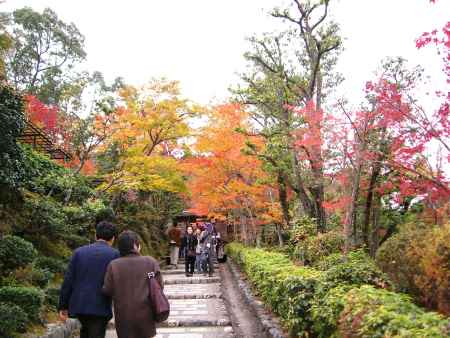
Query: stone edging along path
[
  {"left": 227, "top": 258, "right": 286, "bottom": 338},
  {"left": 30, "top": 318, "right": 80, "bottom": 338}
]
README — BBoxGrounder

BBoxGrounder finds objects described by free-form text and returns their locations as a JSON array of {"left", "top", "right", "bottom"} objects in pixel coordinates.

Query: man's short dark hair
[
  {"left": 118, "top": 230, "right": 140, "bottom": 257},
  {"left": 95, "top": 221, "right": 117, "bottom": 241}
]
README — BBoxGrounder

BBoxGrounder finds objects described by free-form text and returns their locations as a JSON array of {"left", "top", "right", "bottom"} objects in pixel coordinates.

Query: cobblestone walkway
[{"left": 106, "top": 259, "right": 235, "bottom": 338}]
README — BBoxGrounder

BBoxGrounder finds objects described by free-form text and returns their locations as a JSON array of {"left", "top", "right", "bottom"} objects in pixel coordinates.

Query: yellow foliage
[{"left": 98, "top": 78, "right": 195, "bottom": 193}]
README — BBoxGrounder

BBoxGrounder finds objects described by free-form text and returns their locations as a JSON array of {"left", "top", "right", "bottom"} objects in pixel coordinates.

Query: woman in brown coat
[{"left": 102, "top": 230, "right": 164, "bottom": 338}]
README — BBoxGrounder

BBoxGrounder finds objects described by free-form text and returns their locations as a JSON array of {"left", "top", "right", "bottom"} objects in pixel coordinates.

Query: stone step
[
  {"left": 155, "top": 326, "right": 235, "bottom": 338},
  {"left": 162, "top": 268, "right": 219, "bottom": 275},
  {"left": 107, "top": 298, "right": 230, "bottom": 329},
  {"left": 163, "top": 264, "right": 219, "bottom": 271},
  {"left": 164, "top": 274, "right": 221, "bottom": 285},
  {"left": 162, "top": 298, "right": 230, "bottom": 327},
  {"left": 164, "top": 283, "right": 222, "bottom": 299},
  {"left": 107, "top": 326, "right": 235, "bottom": 338}
]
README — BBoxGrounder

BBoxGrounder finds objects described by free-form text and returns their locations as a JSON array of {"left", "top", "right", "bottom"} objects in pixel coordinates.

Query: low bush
[
  {"left": 0, "top": 302, "right": 28, "bottom": 336},
  {"left": 0, "top": 235, "right": 37, "bottom": 274},
  {"left": 295, "top": 230, "right": 345, "bottom": 266},
  {"left": 320, "top": 249, "right": 391, "bottom": 289},
  {"left": 376, "top": 222, "right": 427, "bottom": 296},
  {"left": 0, "top": 286, "right": 44, "bottom": 322},
  {"left": 311, "top": 284, "right": 354, "bottom": 338},
  {"left": 34, "top": 256, "right": 67, "bottom": 275},
  {"left": 227, "top": 242, "right": 450, "bottom": 338},
  {"left": 64, "top": 233, "right": 90, "bottom": 250},
  {"left": 377, "top": 223, "right": 450, "bottom": 315},
  {"left": 339, "top": 285, "right": 450, "bottom": 338},
  {"left": 287, "top": 217, "right": 344, "bottom": 265},
  {"left": 12, "top": 264, "right": 54, "bottom": 289}
]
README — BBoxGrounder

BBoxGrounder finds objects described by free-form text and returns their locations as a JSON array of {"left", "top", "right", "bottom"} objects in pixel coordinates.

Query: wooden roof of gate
[{"left": 17, "top": 120, "right": 72, "bottom": 161}]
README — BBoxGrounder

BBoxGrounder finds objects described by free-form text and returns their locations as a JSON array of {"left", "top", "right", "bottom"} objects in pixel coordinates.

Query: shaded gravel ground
[{"left": 219, "top": 262, "right": 270, "bottom": 338}]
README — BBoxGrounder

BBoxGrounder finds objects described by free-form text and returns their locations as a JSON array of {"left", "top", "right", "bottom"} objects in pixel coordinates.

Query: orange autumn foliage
[{"left": 184, "top": 104, "right": 282, "bottom": 226}]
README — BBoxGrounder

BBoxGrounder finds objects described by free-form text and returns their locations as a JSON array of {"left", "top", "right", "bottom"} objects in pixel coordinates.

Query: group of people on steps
[
  {"left": 167, "top": 221, "right": 219, "bottom": 277},
  {"left": 58, "top": 221, "right": 163, "bottom": 338},
  {"left": 58, "top": 219, "right": 221, "bottom": 338}
]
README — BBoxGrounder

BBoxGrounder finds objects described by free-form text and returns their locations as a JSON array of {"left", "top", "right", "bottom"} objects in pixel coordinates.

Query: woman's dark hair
[
  {"left": 118, "top": 230, "right": 140, "bottom": 256},
  {"left": 96, "top": 221, "right": 117, "bottom": 241}
]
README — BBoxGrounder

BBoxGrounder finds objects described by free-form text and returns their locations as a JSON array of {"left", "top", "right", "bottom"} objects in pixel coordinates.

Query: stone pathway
[{"left": 106, "top": 259, "right": 235, "bottom": 338}]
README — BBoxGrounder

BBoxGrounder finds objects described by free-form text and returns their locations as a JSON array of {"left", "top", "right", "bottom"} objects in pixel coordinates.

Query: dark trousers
[
  {"left": 77, "top": 314, "right": 108, "bottom": 338},
  {"left": 185, "top": 255, "right": 195, "bottom": 274},
  {"left": 201, "top": 251, "right": 214, "bottom": 274}
]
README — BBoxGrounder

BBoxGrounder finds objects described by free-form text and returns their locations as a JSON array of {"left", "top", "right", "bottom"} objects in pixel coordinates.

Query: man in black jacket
[{"left": 59, "top": 221, "right": 119, "bottom": 338}]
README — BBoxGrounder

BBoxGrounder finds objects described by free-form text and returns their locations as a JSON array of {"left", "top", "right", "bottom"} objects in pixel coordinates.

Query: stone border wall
[
  {"left": 31, "top": 318, "right": 80, "bottom": 338},
  {"left": 227, "top": 259, "right": 285, "bottom": 338}
]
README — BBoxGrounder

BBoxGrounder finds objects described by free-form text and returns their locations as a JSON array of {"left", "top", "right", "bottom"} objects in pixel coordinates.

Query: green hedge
[
  {"left": 340, "top": 286, "right": 450, "bottom": 337},
  {"left": 34, "top": 256, "right": 67, "bottom": 275},
  {"left": 226, "top": 243, "right": 450, "bottom": 337},
  {"left": 0, "top": 286, "right": 44, "bottom": 322},
  {"left": 0, "top": 235, "right": 37, "bottom": 273},
  {"left": 0, "top": 302, "right": 28, "bottom": 337}
]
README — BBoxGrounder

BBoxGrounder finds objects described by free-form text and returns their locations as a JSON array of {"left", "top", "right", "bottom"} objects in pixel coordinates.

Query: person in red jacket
[{"left": 168, "top": 223, "right": 182, "bottom": 266}]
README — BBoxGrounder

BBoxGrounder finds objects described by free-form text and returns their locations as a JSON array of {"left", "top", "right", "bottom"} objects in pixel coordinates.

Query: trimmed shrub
[
  {"left": 35, "top": 256, "right": 67, "bottom": 275},
  {"left": 321, "top": 249, "right": 391, "bottom": 289},
  {"left": 0, "top": 286, "right": 44, "bottom": 322},
  {"left": 0, "top": 235, "right": 37, "bottom": 273},
  {"left": 227, "top": 243, "right": 324, "bottom": 335},
  {"left": 338, "top": 285, "right": 450, "bottom": 338},
  {"left": 311, "top": 284, "right": 354, "bottom": 338},
  {"left": 64, "top": 233, "right": 90, "bottom": 250},
  {"left": 227, "top": 243, "right": 449, "bottom": 338},
  {"left": 296, "top": 230, "right": 345, "bottom": 266},
  {"left": 287, "top": 217, "right": 344, "bottom": 265},
  {"left": 0, "top": 302, "right": 28, "bottom": 336},
  {"left": 12, "top": 264, "right": 54, "bottom": 289}
]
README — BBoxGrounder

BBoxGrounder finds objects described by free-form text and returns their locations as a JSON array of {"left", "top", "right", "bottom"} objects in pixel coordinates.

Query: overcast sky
[{"left": 3, "top": 0, "right": 449, "bottom": 106}]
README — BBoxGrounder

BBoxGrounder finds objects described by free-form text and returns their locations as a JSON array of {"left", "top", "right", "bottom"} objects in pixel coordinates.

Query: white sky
[{"left": 3, "top": 0, "right": 449, "bottom": 106}]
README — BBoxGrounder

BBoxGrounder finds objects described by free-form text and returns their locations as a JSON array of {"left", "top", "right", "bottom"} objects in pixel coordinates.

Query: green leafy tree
[
  {"left": 235, "top": 0, "right": 343, "bottom": 231},
  {"left": 0, "top": 83, "right": 25, "bottom": 189},
  {"left": 5, "top": 7, "right": 86, "bottom": 106}
]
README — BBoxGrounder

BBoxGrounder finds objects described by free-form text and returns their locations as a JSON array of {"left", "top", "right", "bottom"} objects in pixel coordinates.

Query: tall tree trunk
[
  {"left": 277, "top": 172, "right": 291, "bottom": 228},
  {"left": 369, "top": 193, "right": 381, "bottom": 257},
  {"left": 275, "top": 223, "right": 284, "bottom": 247},
  {"left": 291, "top": 154, "right": 315, "bottom": 218},
  {"left": 363, "top": 163, "right": 381, "bottom": 248},
  {"left": 344, "top": 163, "right": 363, "bottom": 253}
]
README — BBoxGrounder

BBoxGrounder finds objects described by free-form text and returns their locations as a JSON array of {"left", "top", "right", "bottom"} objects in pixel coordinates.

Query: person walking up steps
[
  {"left": 58, "top": 221, "right": 119, "bottom": 338},
  {"left": 102, "top": 230, "right": 164, "bottom": 338},
  {"left": 181, "top": 225, "right": 198, "bottom": 277},
  {"left": 194, "top": 226, "right": 203, "bottom": 273},
  {"left": 167, "top": 223, "right": 182, "bottom": 267},
  {"left": 200, "top": 222, "right": 215, "bottom": 277}
]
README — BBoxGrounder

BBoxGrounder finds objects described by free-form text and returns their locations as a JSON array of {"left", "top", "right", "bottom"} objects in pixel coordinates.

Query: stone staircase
[{"left": 106, "top": 258, "right": 235, "bottom": 338}]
